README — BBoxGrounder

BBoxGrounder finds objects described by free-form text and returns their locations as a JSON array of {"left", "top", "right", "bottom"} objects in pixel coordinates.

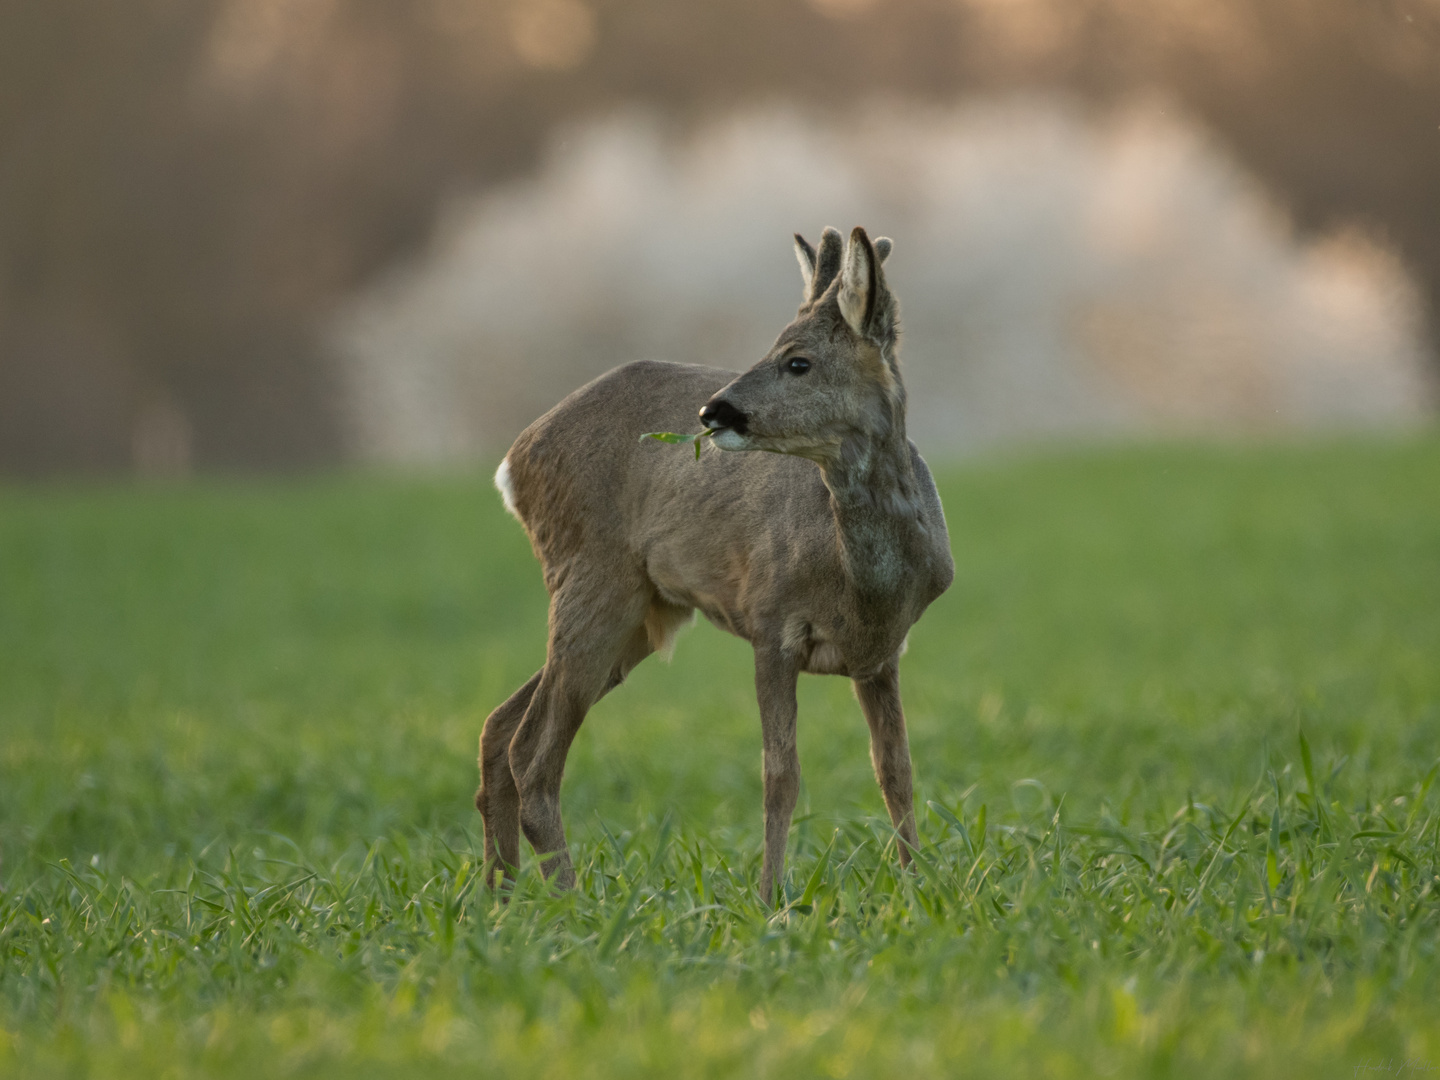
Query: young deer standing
[{"left": 477, "top": 226, "right": 954, "bottom": 901}]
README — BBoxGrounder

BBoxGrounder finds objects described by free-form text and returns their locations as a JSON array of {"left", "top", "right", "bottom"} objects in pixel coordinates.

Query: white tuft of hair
[
  {"left": 646, "top": 603, "right": 696, "bottom": 661},
  {"left": 494, "top": 457, "right": 520, "bottom": 520}
]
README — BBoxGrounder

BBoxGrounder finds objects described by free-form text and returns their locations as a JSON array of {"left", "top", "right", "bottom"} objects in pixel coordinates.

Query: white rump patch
[{"left": 494, "top": 457, "right": 520, "bottom": 520}]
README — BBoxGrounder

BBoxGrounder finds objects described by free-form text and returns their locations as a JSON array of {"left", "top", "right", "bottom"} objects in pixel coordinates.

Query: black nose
[{"left": 699, "top": 398, "right": 748, "bottom": 434}]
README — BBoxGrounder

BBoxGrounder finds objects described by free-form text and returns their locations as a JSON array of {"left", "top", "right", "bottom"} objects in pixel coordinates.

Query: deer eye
[{"left": 786, "top": 356, "right": 812, "bottom": 375}]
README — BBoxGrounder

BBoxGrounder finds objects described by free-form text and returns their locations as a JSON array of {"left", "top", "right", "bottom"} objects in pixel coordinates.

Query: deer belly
[
  {"left": 782, "top": 614, "right": 912, "bottom": 677},
  {"left": 650, "top": 579, "right": 752, "bottom": 642},
  {"left": 780, "top": 616, "right": 848, "bottom": 676}
]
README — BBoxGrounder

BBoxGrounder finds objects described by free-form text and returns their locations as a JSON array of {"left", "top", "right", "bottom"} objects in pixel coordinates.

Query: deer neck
[{"left": 817, "top": 397, "right": 923, "bottom": 601}]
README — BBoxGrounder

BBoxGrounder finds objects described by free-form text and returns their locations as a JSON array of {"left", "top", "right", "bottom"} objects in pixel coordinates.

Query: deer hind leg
[
  {"left": 853, "top": 662, "right": 918, "bottom": 865},
  {"left": 477, "top": 669, "right": 542, "bottom": 886},
  {"left": 508, "top": 582, "right": 651, "bottom": 889}
]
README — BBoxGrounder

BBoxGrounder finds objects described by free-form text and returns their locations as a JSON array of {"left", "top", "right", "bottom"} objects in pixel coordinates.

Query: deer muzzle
[{"left": 699, "top": 398, "right": 748, "bottom": 435}]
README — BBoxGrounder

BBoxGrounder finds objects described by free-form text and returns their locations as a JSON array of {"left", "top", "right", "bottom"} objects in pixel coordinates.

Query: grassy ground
[{"left": 2, "top": 436, "right": 1438, "bottom": 1078}]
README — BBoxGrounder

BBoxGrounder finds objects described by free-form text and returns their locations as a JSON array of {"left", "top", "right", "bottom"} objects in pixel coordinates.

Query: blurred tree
[{"left": 1, "top": 0, "right": 1435, "bottom": 472}]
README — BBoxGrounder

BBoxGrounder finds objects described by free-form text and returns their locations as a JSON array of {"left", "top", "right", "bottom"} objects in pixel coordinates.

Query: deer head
[{"left": 700, "top": 226, "right": 902, "bottom": 465}]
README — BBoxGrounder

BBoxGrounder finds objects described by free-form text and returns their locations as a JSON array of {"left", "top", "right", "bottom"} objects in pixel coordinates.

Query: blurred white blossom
[{"left": 332, "top": 98, "right": 1434, "bottom": 463}]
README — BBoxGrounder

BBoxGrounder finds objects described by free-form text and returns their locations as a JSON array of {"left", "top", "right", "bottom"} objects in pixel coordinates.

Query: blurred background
[{"left": 3, "top": 0, "right": 1438, "bottom": 476}]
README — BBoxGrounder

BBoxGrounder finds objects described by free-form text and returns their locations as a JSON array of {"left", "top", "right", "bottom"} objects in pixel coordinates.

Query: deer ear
[
  {"left": 874, "top": 237, "right": 892, "bottom": 263},
  {"left": 837, "top": 227, "right": 877, "bottom": 336},
  {"left": 793, "top": 234, "right": 817, "bottom": 299}
]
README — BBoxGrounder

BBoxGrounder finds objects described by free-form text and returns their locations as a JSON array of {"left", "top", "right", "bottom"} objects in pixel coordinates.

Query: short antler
[{"left": 795, "top": 227, "right": 845, "bottom": 308}]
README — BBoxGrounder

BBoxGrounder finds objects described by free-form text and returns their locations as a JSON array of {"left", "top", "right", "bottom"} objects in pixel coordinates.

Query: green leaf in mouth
[{"left": 640, "top": 429, "right": 717, "bottom": 459}]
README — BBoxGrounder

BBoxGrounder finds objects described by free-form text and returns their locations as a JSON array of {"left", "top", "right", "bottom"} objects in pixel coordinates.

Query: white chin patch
[{"left": 710, "top": 428, "right": 750, "bottom": 451}]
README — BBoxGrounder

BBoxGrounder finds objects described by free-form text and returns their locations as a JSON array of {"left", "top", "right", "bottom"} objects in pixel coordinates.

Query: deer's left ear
[
  {"left": 793, "top": 234, "right": 817, "bottom": 299},
  {"left": 837, "top": 227, "right": 878, "bottom": 336}
]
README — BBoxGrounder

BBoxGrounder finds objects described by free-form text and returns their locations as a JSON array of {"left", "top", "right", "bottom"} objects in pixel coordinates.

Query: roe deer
[{"left": 476, "top": 226, "right": 954, "bottom": 901}]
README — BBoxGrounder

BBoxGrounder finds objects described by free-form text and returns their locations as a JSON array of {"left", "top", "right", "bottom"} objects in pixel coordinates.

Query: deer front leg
[
  {"left": 853, "top": 661, "right": 918, "bottom": 866},
  {"left": 755, "top": 647, "right": 801, "bottom": 906}
]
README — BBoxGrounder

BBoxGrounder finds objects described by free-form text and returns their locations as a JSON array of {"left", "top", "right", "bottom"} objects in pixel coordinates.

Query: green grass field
[{"left": 2, "top": 437, "right": 1438, "bottom": 1078}]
